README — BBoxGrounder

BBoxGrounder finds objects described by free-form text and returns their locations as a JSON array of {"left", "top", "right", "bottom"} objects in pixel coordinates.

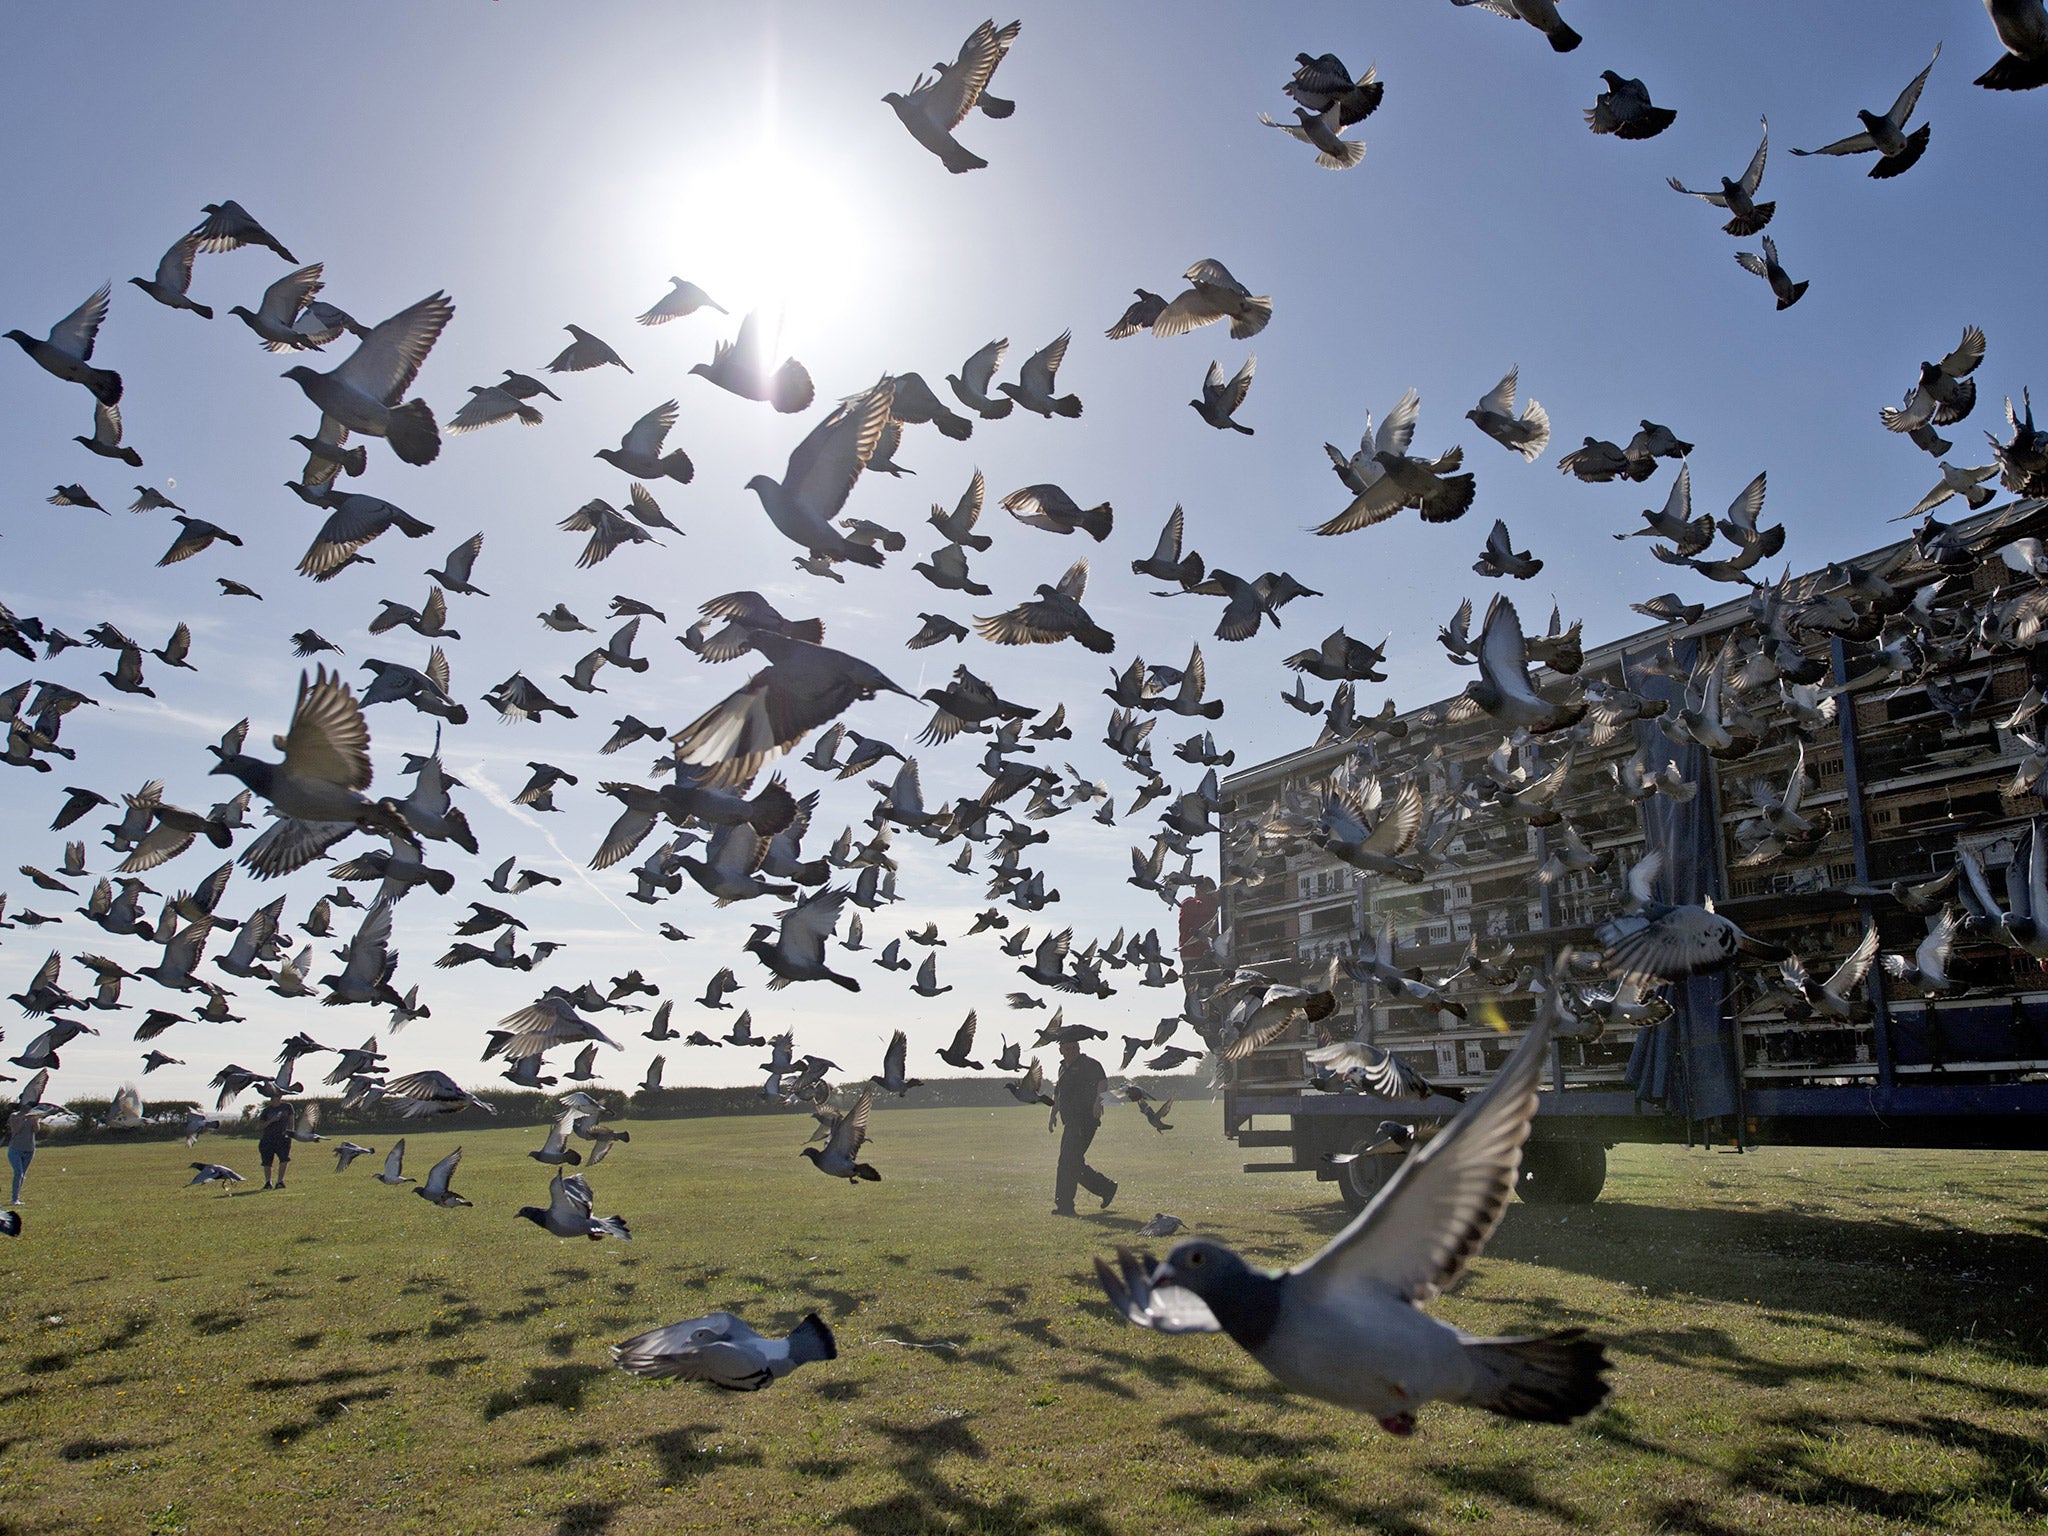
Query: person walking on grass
[
  {"left": 257, "top": 1100, "right": 294, "bottom": 1189},
  {"left": 7, "top": 1107, "right": 38, "bottom": 1206},
  {"left": 1050, "top": 1029, "right": 1117, "bottom": 1216}
]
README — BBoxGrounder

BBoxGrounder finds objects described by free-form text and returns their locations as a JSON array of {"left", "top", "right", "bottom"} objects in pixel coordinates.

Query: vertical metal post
[{"left": 1830, "top": 635, "right": 1895, "bottom": 1096}]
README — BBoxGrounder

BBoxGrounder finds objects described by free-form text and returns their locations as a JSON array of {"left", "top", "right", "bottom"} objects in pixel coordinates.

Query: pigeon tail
[
  {"left": 1049, "top": 395, "right": 1083, "bottom": 419},
  {"left": 1978, "top": 52, "right": 2048, "bottom": 90},
  {"left": 1870, "top": 123, "right": 1930, "bottom": 179},
  {"left": 1547, "top": 22, "right": 1582, "bottom": 52},
  {"left": 1722, "top": 202, "right": 1775, "bottom": 237},
  {"left": 385, "top": 398, "right": 442, "bottom": 466},
  {"left": 1459, "top": 1327, "right": 1610, "bottom": 1423},
  {"left": 1776, "top": 280, "right": 1809, "bottom": 312},
  {"left": 788, "top": 1312, "right": 837, "bottom": 1365}
]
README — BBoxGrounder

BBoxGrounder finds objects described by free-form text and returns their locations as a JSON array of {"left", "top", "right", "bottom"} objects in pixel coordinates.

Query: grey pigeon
[
  {"left": 612, "top": 1311, "right": 835, "bottom": 1389},
  {"left": 1096, "top": 1014, "right": 1609, "bottom": 1436},
  {"left": 282, "top": 292, "right": 453, "bottom": 466},
  {"left": 1792, "top": 44, "right": 1940, "bottom": 177}
]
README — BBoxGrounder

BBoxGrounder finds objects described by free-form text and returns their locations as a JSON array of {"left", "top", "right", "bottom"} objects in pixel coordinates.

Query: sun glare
[{"left": 633, "top": 142, "right": 875, "bottom": 358}]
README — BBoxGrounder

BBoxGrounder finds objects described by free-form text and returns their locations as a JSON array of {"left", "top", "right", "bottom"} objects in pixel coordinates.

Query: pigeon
[
  {"left": 1473, "top": 519, "right": 1542, "bottom": 580},
  {"left": 1465, "top": 368, "right": 1550, "bottom": 461},
  {"left": 1258, "top": 105, "right": 1367, "bottom": 169},
  {"left": 596, "top": 400, "right": 693, "bottom": 482},
  {"left": 187, "top": 1162, "right": 244, "bottom": 1193},
  {"left": 975, "top": 559, "right": 1116, "bottom": 654},
  {"left": 871, "top": 1029, "right": 923, "bottom": 1095},
  {"left": 76, "top": 401, "right": 142, "bottom": 466},
  {"left": 883, "top": 18, "right": 1020, "bottom": 173},
  {"left": 1106, "top": 290, "right": 1167, "bottom": 339},
  {"left": 1190, "top": 355, "right": 1257, "bottom": 433},
  {"left": 211, "top": 666, "right": 407, "bottom": 876},
  {"left": 1735, "top": 236, "right": 1808, "bottom": 311},
  {"left": 190, "top": 200, "right": 296, "bottom": 261},
  {"left": 612, "top": 1311, "right": 836, "bottom": 1389},
  {"left": 448, "top": 381, "right": 544, "bottom": 432},
  {"left": 1882, "top": 326, "right": 1987, "bottom": 445},
  {"left": 1978, "top": 0, "right": 2048, "bottom": 89},
  {"left": 637, "top": 277, "right": 726, "bottom": 325},
  {"left": 937, "top": 1011, "right": 984, "bottom": 1070},
  {"left": 1096, "top": 1013, "right": 1609, "bottom": 1436},
  {"left": 7, "top": 284, "right": 123, "bottom": 405},
  {"left": 907, "top": 613, "right": 968, "bottom": 649},
  {"left": 518, "top": 1172, "right": 630, "bottom": 1241},
  {"left": 1313, "top": 389, "right": 1473, "bottom": 530},
  {"left": 743, "top": 380, "right": 893, "bottom": 565},
  {"left": 229, "top": 264, "right": 361, "bottom": 351},
  {"left": 548, "top": 324, "right": 631, "bottom": 374},
  {"left": 413, "top": 1147, "right": 471, "bottom": 1207},
  {"left": 1449, "top": 0, "right": 1581, "bottom": 52},
  {"left": 800, "top": 1086, "right": 881, "bottom": 1181},
  {"left": 1792, "top": 44, "right": 1940, "bottom": 177},
  {"left": 1586, "top": 72, "right": 1675, "bottom": 138},
  {"left": 1668, "top": 118, "right": 1774, "bottom": 234},
  {"left": 1596, "top": 852, "right": 1788, "bottom": 979},
  {"left": 282, "top": 292, "right": 453, "bottom": 466},
  {"left": 1132, "top": 505, "right": 1205, "bottom": 587},
  {"left": 332, "top": 1142, "right": 375, "bottom": 1172},
  {"left": 692, "top": 311, "right": 813, "bottom": 413},
  {"left": 1152, "top": 260, "right": 1272, "bottom": 341},
  {"left": 1135, "top": 1213, "right": 1186, "bottom": 1239},
  {"left": 129, "top": 232, "right": 214, "bottom": 319},
  {"left": 1463, "top": 596, "right": 1586, "bottom": 734},
  {"left": 947, "top": 338, "right": 1014, "bottom": 419},
  {"left": 997, "top": 332, "right": 1082, "bottom": 418},
  {"left": 1003, "top": 483, "right": 1112, "bottom": 541},
  {"left": 670, "top": 633, "right": 909, "bottom": 788}
]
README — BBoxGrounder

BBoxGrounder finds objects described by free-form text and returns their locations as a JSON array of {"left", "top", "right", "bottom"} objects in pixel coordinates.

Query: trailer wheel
[
  {"left": 1335, "top": 1141, "right": 1400, "bottom": 1214},
  {"left": 1516, "top": 1142, "right": 1606, "bottom": 1205}
]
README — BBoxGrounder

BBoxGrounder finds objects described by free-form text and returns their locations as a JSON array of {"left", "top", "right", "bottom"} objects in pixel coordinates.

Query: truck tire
[
  {"left": 1516, "top": 1141, "right": 1606, "bottom": 1205},
  {"left": 1335, "top": 1141, "right": 1400, "bottom": 1214}
]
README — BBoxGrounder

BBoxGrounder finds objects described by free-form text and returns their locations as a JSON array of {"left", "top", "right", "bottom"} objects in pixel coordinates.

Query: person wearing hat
[{"left": 1050, "top": 1031, "right": 1117, "bottom": 1216}]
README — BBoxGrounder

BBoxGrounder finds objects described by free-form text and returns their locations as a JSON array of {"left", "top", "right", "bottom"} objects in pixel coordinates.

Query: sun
[{"left": 629, "top": 140, "right": 877, "bottom": 360}]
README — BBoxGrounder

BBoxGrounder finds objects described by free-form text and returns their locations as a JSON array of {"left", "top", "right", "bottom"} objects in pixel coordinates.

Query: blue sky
[{"left": 3, "top": 1, "right": 2042, "bottom": 1102}]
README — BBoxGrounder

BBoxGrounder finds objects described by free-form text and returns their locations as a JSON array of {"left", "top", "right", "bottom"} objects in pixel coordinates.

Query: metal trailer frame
[{"left": 1208, "top": 499, "right": 2048, "bottom": 1211}]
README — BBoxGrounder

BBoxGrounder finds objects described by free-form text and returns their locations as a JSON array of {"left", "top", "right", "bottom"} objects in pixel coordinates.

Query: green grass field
[{"left": 3, "top": 1103, "right": 2046, "bottom": 1536}]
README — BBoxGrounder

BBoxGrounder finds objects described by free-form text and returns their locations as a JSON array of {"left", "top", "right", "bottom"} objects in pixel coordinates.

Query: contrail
[{"left": 461, "top": 758, "right": 648, "bottom": 933}]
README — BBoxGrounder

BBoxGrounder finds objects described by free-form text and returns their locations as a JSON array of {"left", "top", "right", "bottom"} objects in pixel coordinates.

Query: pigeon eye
[{"left": 1185, "top": 1250, "right": 1206, "bottom": 1267}]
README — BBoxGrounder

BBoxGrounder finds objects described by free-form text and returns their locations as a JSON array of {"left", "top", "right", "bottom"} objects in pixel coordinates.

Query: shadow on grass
[
  {"left": 268, "top": 1386, "right": 394, "bottom": 1447},
  {"left": 60, "top": 1436, "right": 162, "bottom": 1461},
  {"left": 483, "top": 1363, "right": 606, "bottom": 1421},
  {"left": 644, "top": 1424, "right": 765, "bottom": 1485},
  {"left": 833, "top": 1410, "right": 1119, "bottom": 1536},
  {"left": 1475, "top": 1199, "right": 2048, "bottom": 1360},
  {"left": 22, "top": 1313, "right": 153, "bottom": 1376},
  {"left": 552, "top": 1500, "right": 616, "bottom": 1536}
]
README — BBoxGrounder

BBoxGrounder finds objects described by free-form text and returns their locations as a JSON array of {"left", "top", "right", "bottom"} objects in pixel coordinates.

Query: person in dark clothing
[
  {"left": 1050, "top": 1036, "right": 1117, "bottom": 1215},
  {"left": 257, "top": 1101, "right": 293, "bottom": 1189}
]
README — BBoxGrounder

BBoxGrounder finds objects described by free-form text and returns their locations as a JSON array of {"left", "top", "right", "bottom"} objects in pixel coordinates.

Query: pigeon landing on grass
[
  {"left": 1096, "top": 1014, "right": 1609, "bottom": 1436},
  {"left": 612, "top": 1311, "right": 835, "bottom": 1390}
]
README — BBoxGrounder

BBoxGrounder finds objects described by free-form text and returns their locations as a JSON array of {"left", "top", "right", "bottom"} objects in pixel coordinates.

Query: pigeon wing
[
  {"left": 334, "top": 292, "right": 455, "bottom": 405},
  {"left": 1294, "top": 1014, "right": 1550, "bottom": 1305}
]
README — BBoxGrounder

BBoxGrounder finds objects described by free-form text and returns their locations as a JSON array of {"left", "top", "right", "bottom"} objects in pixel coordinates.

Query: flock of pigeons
[{"left": 5, "top": 4, "right": 2048, "bottom": 1431}]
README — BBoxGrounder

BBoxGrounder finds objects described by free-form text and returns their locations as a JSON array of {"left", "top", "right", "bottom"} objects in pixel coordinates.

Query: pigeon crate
[{"left": 1884, "top": 999, "right": 2047, "bottom": 1071}]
